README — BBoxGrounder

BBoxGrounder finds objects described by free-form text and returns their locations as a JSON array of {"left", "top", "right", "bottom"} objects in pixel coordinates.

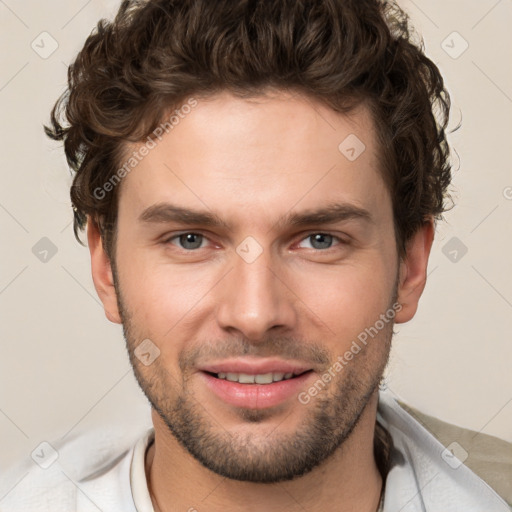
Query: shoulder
[
  {"left": 377, "top": 389, "right": 512, "bottom": 509},
  {"left": 0, "top": 462, "right": 77, "bottom": 511},
  {"left": 397, "top": 399, "right": 512, "bottom": 507},
  {"left": 0, "top": 423, "right": 150, "bottom": 512}
]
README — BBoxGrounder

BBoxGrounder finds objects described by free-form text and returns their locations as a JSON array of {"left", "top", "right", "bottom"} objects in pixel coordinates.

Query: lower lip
[{"left": 198, "top": 371, "right": 314, "bottom": 409}]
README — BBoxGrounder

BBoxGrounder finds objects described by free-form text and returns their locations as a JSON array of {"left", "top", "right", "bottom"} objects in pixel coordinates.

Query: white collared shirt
[{"left": 1, "top": 390, "right": 509, "bottom": 511}]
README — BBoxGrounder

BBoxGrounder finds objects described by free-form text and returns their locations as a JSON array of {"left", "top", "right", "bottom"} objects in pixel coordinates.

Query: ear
[
  {"left": 87, "top": 217, "right": 122, "bottom": 324},
  {"left": 394, "top": 218, "right": 435, "bottom": 324}
]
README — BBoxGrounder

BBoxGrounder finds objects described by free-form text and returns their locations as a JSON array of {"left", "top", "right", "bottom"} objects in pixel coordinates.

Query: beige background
[{"left": 0, "top": 0, "right": 511, "bottom": 476}]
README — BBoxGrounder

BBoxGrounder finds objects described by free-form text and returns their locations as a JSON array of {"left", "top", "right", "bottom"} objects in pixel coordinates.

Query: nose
[{"left": 215, "top": 244, "right": 298, "bottom": 341}]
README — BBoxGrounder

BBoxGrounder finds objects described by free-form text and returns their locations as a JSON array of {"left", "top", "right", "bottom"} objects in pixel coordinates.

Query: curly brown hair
[{"left": 45, "top": 0, "right": 453, "bottom": 261}]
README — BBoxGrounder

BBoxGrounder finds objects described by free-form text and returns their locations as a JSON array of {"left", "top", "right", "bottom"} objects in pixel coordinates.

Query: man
[{"left": 1, "top": 0, "right": 510, "bottom": 510}]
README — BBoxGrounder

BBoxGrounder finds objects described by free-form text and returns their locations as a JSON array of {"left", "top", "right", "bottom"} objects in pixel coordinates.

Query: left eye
[
  {"left": 169, "top": 233, "right": 207, "bottom": 250},
  {"left": 298, "top": 233, "right": 340, "bottom": 250}
]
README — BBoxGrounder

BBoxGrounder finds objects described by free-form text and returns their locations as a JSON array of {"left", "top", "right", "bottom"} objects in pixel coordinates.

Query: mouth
[
  {"left": 203, "top": 369, "right": 313, "bottom": 384},
  {"left": 198, "top": 369, "right": 316, "bottom": 409}
]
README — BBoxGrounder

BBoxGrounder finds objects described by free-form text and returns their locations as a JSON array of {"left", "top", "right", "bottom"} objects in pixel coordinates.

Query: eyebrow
[{"left": 138, "top": 202, "right": 373, "bottom": 231}]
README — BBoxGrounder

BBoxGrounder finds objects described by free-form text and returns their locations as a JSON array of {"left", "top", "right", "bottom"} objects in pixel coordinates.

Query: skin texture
[{"left": 88, "top": 90, "right": 434, "bottom": 512}]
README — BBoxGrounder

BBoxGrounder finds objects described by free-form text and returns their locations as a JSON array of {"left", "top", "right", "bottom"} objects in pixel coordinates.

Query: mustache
[{"left": 178, "top": 335, "right": 332, "bottom": 373}]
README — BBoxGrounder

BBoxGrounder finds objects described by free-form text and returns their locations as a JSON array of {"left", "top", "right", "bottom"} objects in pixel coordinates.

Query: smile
[
  {"left": 208, "top": 370, "right": 310, "bottom": 384},
  {"left": 199, "top": 370, "right": 315, "bottom": 409}
]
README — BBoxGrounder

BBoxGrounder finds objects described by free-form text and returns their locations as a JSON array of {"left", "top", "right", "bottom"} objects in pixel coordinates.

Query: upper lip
[{"left": 199, "top": 358, "right": 314, "bottom": 376}]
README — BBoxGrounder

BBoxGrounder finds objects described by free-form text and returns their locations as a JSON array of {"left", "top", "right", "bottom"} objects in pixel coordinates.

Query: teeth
[
  {"left": 216, "top": 371, "right": 298, "bottom": 384},
  {"left": 255, "top": 373, "right": 272, "bottom": 384},
  {"left": 239, "top": 373, "right": 256, "bottom": 384}
]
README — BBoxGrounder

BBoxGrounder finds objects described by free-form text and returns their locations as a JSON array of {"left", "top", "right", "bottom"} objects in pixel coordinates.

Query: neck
[{"left": 146, "top": 391, "right": 383, "bottom": 512}]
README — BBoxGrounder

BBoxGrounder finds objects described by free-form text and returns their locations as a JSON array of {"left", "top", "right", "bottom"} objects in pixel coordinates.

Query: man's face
[{"left": 103, "top": 91, "right": 404, "bottom": 482}]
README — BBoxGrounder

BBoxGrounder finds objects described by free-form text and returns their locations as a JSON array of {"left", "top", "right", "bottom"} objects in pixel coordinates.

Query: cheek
[
  {"left": 293, "top": 261, "right": 395, "bottom": 343},
  {"left": 115, "top": 247, "right": 215, "bottom": 334}
]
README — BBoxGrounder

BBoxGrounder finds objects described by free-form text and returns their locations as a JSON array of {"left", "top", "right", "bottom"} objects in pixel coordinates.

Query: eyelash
[{"left": 163, "top": 232, "right": 348, "bottom": 252}]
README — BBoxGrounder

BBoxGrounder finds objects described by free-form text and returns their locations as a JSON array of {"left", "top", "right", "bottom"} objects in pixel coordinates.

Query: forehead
[{"left": 117, "top": 90, "right": 389, "bottom": 228}]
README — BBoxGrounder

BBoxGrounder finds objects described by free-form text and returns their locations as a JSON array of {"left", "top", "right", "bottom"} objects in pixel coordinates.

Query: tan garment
[{"left": 397, "top": 400, "right": 512, "bottom": 506}]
